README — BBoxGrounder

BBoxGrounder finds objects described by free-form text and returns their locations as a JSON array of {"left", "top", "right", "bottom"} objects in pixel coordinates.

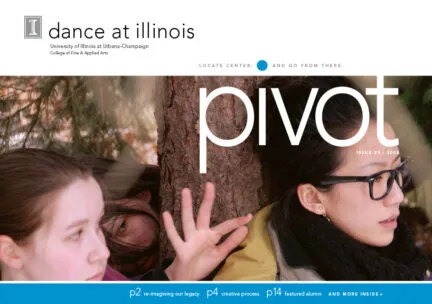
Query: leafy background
[{"left": 0, "top": 76, "right": 158, "bottom": 164}]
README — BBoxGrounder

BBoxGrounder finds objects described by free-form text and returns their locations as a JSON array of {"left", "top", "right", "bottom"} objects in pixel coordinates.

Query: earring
[
  {"left": 323, "top": 212, "right": 331, "bottom": 223},
  {"left": 319, "top": 205, "right": 331, "bottom": 222}
]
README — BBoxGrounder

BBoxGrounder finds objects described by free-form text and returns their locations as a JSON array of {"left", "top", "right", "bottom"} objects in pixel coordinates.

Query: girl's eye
[
  {"left": 69, "top": 229, "right": 83, "bottom": 241},
  {"left": 111, "top": 216, "right": 128, "bottom": 236},
  {"left": 374, "top": 175, "right": 384, "bottom": 182},
  {"left": 118, "top": 219, "right": 127, "bottom": 233}
]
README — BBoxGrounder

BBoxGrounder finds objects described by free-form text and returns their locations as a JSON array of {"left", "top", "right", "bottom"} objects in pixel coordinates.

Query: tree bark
[{"left": 156, "top": 76, "right": 266, "bottom": 259}]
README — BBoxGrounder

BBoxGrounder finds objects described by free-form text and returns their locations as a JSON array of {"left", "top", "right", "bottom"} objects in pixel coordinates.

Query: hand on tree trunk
[{"left": 162, "top": 182, "right": 252, "bottom": 281}]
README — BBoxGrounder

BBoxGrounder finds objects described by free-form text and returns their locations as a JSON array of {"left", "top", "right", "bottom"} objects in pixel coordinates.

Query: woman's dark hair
[
  {"left": 78, "top": 156, "right": 161, "bottom": 277},
  {"left": 400, "top": 205, "right": 430, "bottom": 230},
  {"left": 0, "top": 148, "right": 92, "bottom": 243},
  {"left": 250, "top": 77, "right": 375, "bottom": 236}
]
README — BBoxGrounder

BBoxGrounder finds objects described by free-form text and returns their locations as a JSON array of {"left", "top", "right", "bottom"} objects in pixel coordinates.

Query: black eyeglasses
[{"left": 317, "top": 157, "right": 411, "bottom": 201}]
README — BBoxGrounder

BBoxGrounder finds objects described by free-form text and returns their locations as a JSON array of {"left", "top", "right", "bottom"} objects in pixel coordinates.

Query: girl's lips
[
  {"left": 379, "top": 213, "right": 399, "bottom": 229},
  {"left": 379, "top": 219, "right": 398, "bottom": 229},
  {"left": 380, "top": 213, "right": 400, "bottom": 223}
]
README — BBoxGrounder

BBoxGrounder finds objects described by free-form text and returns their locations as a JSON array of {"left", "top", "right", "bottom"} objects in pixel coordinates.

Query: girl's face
[
  {"left": 102, "top": 191, "right": 160, "bottom": 276},
  {"left": 103, "top": 192, "right": 159, "bottom": 248},
  {"left": 103, "top": 191, "right": 159, "bottom": 248},
  {"left": 319, "top": 121, "right": 405, "bottom": 247},
  {"left": 15, "top": 177, "right": 110, "bottom": 280}
]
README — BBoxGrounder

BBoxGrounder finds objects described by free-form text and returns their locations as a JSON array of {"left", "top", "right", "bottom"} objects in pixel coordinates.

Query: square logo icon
[{"left": 24, "top": 16, "right": 42, "bottom": 39}]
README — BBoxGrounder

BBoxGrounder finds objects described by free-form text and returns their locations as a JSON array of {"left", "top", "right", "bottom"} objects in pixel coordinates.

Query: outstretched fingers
[
  {"left": 181, "top": 188, "right": 196, "bottom": 240},
  {"left": 163, "top": 211, "right": 183, "bottom": 252},
  {"left": 215, "top": 226, "right": 249, "bottom": 260},
  {"left": 196, "top": 182, "right": 215, "bottom": 230},
  {"left": 212, "top": 214, "right": 252, "bottom": 235}
]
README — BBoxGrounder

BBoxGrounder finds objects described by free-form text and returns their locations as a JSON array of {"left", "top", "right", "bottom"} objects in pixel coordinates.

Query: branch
[
  {"left": 0, "top": 101, "right": 36, "bottom": 122},
  {"left": 65, "top": 80, "right": 83, "bottom": 152},
  {"left": 100, "top": 85, "right": 105, "bottom": 124},
  {"left": 4, "top": 116, "right": 10, "bottom": 149},
  {"left": 22, "top": 99, "right": 42, "bottom": 148}
]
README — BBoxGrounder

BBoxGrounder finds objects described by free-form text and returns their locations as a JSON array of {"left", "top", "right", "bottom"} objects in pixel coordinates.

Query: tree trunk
[{"left": 156, "top": 76, "right": 266, "bottom": 259}]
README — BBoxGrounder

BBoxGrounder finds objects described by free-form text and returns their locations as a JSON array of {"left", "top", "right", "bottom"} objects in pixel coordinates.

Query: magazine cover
[{"left": 1, "top": 1, "right": 432, "bottom": 303}]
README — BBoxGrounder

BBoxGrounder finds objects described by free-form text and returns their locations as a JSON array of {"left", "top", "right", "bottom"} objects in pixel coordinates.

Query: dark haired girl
[{"left": 215, "top": 76, "right": 430, "bottom": 281}]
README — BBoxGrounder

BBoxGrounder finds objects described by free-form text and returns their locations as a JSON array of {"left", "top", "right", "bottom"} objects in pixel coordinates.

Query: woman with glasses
[{"left": 215, "top": 76, "right": 431, "bottom": 281}]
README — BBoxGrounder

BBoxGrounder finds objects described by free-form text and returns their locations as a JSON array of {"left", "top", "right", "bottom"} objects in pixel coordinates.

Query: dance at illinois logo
[{"left": 24, "top": 16, "right": 42, "bottom": 39}]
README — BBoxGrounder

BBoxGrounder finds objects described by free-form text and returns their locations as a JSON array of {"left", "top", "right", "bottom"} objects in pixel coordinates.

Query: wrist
[
  {"left": 164, "top": 263, "right": 176, "bottom": 281},
  {"left": 164, "top": 260, "right": 182, "bottom": 281}
]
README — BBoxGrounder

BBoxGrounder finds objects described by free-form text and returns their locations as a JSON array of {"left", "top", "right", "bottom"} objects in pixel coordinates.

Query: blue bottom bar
[{"left": 0, "top": 283, "right": 427, "bottom": 304}]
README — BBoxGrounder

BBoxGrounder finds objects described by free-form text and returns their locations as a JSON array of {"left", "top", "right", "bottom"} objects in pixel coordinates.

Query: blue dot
[{"left": 257, "top": 60, "right": 268, "bottom": 71}]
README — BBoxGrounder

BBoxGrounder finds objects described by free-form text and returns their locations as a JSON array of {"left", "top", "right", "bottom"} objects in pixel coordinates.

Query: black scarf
[{"left": 275, "top": 200, "right": 429, "bottom": 281}]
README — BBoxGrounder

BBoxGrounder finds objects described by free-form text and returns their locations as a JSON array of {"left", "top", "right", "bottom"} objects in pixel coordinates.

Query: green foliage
[
  {"left": 400, "top": 77, "right": 432, "bottom": 147},
  {"left": 0, "top": 76, "right": 126, "bottom": 159}
]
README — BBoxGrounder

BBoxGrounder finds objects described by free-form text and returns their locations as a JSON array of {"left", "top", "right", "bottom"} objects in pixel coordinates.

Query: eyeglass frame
[{"left": 316, "top": 157, "right": 411, "bottom": 201}]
